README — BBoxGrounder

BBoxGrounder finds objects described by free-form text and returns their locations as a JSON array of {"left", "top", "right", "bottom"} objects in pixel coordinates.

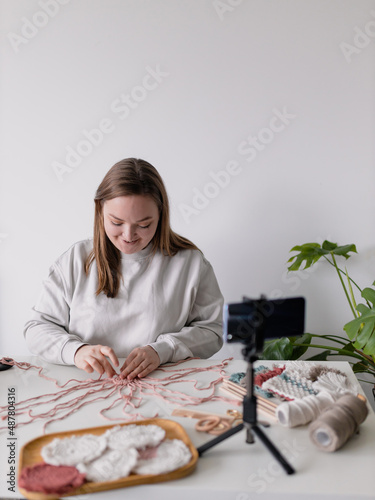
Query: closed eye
[{"left": 110, "top": 221, "right": 151, "bottom": 229}]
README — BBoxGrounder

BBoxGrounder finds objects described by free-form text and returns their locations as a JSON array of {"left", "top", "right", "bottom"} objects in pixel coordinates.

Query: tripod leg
[
  {"left": 258, "top": 420, "right": 270, "bottom": 428},
  {"left": 245, "top": 424, "right": 254, "bottom": 444},
  {"left": 251, "top": 425, "right": 295, "bottom": 475},
  {"left": 197, "top": 423, "right": 244, "bottom": 456}
]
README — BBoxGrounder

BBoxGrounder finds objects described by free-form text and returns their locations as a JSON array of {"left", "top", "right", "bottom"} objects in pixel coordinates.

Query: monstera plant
[{"left": 262, "top": 241, "right": 375, "bottom": 382}]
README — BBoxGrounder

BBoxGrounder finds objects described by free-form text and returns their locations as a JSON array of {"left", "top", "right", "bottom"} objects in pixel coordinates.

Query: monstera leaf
[
  {"left": 261, "top": 333, "right": 312, "bottom": 361},
  {"left": 261, "top": 337, "right": 293, "bottom": 360},
  {"left": 287, "top": 241, "right": 357, "bottom": 271},
  {"left": 344, "top": 285, "right": 375, "bottom": 358}
]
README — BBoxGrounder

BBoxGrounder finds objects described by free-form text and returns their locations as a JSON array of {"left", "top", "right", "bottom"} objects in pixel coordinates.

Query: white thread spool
[{"left": 276, "top": 391, "right": 336, "bottom": 427}]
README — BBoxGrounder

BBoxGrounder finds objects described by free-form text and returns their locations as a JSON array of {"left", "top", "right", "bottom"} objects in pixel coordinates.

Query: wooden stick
[
  {"left": 219, "top": 387, "right": 277, "bottom": 419},
  {"left": 222, "top": 381, "right": 280, "bottom": 408},
  {"left": 172, "top": 408, "right": 236, "bottom": 424}
]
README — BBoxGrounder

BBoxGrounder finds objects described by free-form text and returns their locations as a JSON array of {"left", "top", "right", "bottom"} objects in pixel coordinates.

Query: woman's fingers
[
  {"left": 74, "top": 344, "right": 159, "bottom": 379},
  {"left": 74, "top": 344, "right": 119, "bottom": 378},
  {"left": 120, "top": 346, "right": 160, "bottom": 380},
  {"left": 100, "top": 345, "right": 119, "bottom": 368}
]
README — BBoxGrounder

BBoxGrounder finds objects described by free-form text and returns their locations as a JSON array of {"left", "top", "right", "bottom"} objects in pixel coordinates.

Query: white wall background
[{"left": 1, "top": 0, "right": 375, "bottom": 362}]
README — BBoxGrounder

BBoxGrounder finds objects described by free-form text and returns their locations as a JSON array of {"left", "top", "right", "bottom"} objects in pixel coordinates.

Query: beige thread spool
[{"left": 309, "top": 394, "right": 368, "bottom": 452}]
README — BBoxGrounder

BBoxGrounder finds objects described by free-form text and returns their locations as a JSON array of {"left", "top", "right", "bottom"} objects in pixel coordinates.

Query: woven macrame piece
[
  {"left": 262, "top": 371, "right": 317, "bottom": 400},
  {"left": 281, "top": 360, "right": 316, "bottom": 378},
  {"left": 133, "top": 439, "right": 192, "bottom": 475},
  {"left": 312, "top": 371, "right": 357, "bottom": 396},
  {"left": 41, "top": 434, "right": 107, "bottom": 466},
  {"left": 105, "top": 424, "right": 166, "bottom": 450},
  {"left": 260, "top": 361, "right": 355, "bottom": 401},
  {"left": 77, "top": 448, "right": 138, "bottom": 482}
]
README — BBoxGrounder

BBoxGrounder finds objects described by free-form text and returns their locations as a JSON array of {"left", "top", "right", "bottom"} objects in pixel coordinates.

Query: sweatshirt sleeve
[
  {"left": 23, "top": 263, "right": 86, "bottom": 365},
  {"left": 148, "top": 255, "right": 224, "bottom": 364}
]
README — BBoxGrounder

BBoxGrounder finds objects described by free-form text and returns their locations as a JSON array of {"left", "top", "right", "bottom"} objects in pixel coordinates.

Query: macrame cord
[{"left": 0, "top": 357, "right": 240, "bottom": 433}]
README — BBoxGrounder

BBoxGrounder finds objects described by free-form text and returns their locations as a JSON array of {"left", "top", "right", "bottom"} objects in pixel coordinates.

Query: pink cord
[{"left": 0, "top": 357, "right": 240, "bottom": 433}]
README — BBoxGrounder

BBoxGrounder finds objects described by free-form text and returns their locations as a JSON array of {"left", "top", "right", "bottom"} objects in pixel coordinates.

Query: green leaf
[
  {"left": 339, "top": 342, "right": 355, "bottom": 353},
  {"left": 287, "top": 243, "right": 326, "bottom": 271},
  {"left": 287, "top": 241, "right": 357, "bottom": 272},
  {"left": 260, "top": 338, "right": 293, "bottom": 360},
  {"left": 305, "top": 350, "right": 331, "bottom": 361},
  {"left": 355, "top": 320, "right": 374, "bottom": 346},
  {"left": 357, "top": 303, "right": 370, "bottom": 315},
  {"left": 289, "top": 333, "right": 312, "bottom": 359},
  {"left": 289, "top": 243, "right": 321, "bottom": 253},
  {"left": 352, "top": 361, "right": 370, "bottom": 373},
  {"left": 361, "top": 332, "right": 375, "bottom": 357},
  {"left": 344, "top": 317, "right": 359, "bottom": 341},
  {"left": 332, "top": 244, "right": 357, "bottom": 258},
  {"left": 322, "top": 240, "right": 337, "bottom": 251},
  {"left": 361, "top": 287, "right": 375, "bottom": 307},
  {"left": 344, "top": 306, "right": 375, "bottom": 357}
]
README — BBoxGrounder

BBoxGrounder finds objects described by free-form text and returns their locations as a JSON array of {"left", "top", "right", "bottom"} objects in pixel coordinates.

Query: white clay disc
[
  {"left": 41, "top": 434, "right": 107, "bottom": 466},
  {"left": 133, "top": 439, "right": 192, "bottom": 475},
  {"left": 77, "top": 448, "right": 139, "bottom": 482},
  {"left": 105, "top": 424, "right": 166, "bottom": 450}
]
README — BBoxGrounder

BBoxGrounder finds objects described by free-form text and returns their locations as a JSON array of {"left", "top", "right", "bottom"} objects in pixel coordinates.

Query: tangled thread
[{"left": 0, "top": 357, "right": 240, "bottom": 433}]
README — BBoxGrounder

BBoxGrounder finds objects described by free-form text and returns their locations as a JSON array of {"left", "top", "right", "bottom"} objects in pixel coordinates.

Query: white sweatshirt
[{"left": 23, "top": 239, "right": 224, "bottom": 366}]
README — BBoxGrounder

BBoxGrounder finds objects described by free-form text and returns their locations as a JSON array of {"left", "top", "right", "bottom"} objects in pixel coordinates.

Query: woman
[{"left": 24, "top": 158, "right": 224, "bottom": 380}]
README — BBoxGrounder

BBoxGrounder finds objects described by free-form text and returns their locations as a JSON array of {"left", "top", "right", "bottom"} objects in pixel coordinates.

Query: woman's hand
[
  {"left": 74, "top": 344, "right": 119, "bottom": 378},
  {"left": 120, "top": 346, "right": 160, "bottom": 380}
]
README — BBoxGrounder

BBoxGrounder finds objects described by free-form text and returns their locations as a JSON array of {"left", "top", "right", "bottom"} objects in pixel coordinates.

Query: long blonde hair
[{"left": 85, "top": 158, "right": 199, "bottom": 297}]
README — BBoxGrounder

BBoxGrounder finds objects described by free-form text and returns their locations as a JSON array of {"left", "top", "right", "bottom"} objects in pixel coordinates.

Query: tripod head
[{"left": 224, "top": 295, "right": 305, "bottom": 361}]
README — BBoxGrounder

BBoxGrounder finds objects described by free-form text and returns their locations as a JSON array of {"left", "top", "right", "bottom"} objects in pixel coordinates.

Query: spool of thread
[
  {"left": 276, "top": 391, "right": 336, "bottom": 427},
  {"left": 309, "top": 394, "right": 368, "bottom": 452}
]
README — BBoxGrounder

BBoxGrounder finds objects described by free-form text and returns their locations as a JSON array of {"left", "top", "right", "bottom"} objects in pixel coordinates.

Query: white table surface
[{"left": 0, "top": 356, "right": 374, "bottom": 500}]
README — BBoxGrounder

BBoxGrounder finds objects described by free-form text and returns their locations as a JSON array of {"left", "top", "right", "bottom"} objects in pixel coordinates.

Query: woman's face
[{"left": 103, "top": 195, "right": 160, "bottom": 254}]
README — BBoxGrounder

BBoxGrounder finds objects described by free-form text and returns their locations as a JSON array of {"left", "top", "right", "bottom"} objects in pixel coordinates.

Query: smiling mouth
[{"left": 123, "top": 239, "right": 139, "bottom": 244}]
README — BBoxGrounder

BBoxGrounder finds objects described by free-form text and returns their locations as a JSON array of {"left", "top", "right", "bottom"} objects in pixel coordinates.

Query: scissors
[
  {"left": 226, "top": 408, "right": 243, "bottom": 424},
  {"left": 195, "top": 409, "right": 243, "bottom": 435}
]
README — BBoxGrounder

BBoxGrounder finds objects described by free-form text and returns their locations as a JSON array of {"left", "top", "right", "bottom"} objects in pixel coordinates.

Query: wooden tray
[{"left": 18, "top": 418, "right": 199, "bottom": 499}]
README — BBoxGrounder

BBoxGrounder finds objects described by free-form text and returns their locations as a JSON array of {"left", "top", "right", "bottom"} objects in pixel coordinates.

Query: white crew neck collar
[{"left": 120, "top": 243, "right": 154, "bottom": 261}]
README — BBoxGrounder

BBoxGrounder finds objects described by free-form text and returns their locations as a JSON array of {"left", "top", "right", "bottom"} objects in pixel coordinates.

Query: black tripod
[{"left": 197, "top": 344, "right": 295, "bottom": 475}]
